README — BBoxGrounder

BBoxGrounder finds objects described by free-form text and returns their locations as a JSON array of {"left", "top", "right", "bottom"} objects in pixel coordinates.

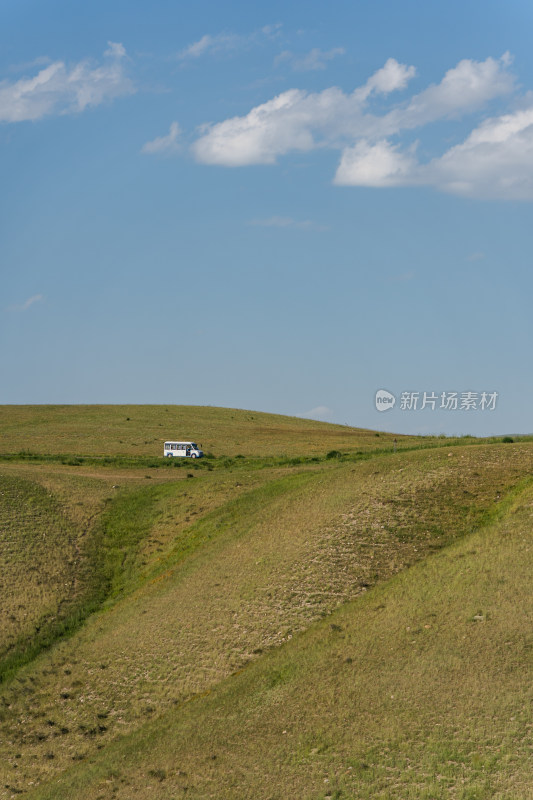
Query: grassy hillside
[
  {"left": 0, "top": 474, "right": 80, "bottom": 667},
  {"left": 0, "top": 463, "right": 162, "bottom": 684},
  {"left": 0, "top": 404, "right": 431, "bottom": 458},
  {"left": 0, "top": 406, "right": 531, "bottom": 799},
  {"left": 30, "top": 481, "right": 532, "bottom": 800}
]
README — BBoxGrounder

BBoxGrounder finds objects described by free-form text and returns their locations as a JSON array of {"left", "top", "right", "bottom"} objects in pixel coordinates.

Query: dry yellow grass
[{"left": 0, "top": 404, "right": 425, "bottom": 457}]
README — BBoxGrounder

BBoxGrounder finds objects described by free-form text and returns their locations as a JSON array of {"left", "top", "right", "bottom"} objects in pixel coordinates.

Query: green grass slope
[
  {"left": 0, "top": 438, "right": 532, "bottom": 798},
  {"left": 27, "top": 480, "right": 533, "bottom": 800}
]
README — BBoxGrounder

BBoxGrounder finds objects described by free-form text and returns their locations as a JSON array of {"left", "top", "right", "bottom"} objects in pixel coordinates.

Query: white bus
[{"left": 164, "top": 441, "right": 204, "bottom": 459}]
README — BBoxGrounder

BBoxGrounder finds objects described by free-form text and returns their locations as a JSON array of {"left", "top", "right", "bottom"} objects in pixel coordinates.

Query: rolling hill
[{"left": 0, "top": 406, "right": 531, "bottom": 799}]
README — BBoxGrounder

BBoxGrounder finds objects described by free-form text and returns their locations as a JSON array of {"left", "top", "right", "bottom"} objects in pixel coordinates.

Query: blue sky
[{"left": 1, "top": 0, "right": 532, "bottom": 435}]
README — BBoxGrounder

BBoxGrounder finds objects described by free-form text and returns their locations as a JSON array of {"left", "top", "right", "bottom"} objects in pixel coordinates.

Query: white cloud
[
  {"left": 192, "top": 55, "right": 510, "bottom": 168},
  {"left": 0, "top": 42, "right": 133, "bottom": 123},
  {"left": 360, "top": 58, "right": 417, "bottom": 98},
  {"left": 334, "top": 139, "right": 417, "bottom": 186},
  {"left": 262, "top": 23, "right": 283, "bottom": 37},
  {"left": 138, "top": 50, "right": 528, "bottom": 201},
  {"left": 182, "top": 34, "right": 212, "bottom": 58},
  {"left": 104, "top": 41, "right": 127, "bottom": 59},
  {"left": 193, "top": 88, "right": 316, "bottom": 165},
  {"left": 276, "top": 47, "right": 346, "bottom": 72},
  {"left": 178, "top": 25, "right": 282, "bottom": 60},
  {"left": 336, "top": 101, "right": 533, "bottom": 199},
  {"left": 8, "top": 294, "right": 44, "bottom": 312},
  {"left": 249, "top": 216, "right": 329, "bottom": 231},
  {"left": 142, "top": 121, "right": 181, "bottom": 154},
  {"left": 301, "top": 405, "right": 333, "bottom": 420},
  {"left": 191, "top": 57, "right": 417, "bottom": 168},
  {"left": 179, "top": 33, "right": 240, "bottom": 59},
  {"left": 386, "top": 53, "right": 514, "bottom": 130},
  {"left": 421, "top": 104, "right": 533, "bottom": 198}
]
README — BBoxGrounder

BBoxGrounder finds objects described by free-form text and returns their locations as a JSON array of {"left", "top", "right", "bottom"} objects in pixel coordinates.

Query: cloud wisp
[
  {"left": 179, "top": 33, "right": 245, "bottom": 60},
  {"left": 8, "top": 294, "right": 44, "bottom": 312},
  {"left": 0, "top": 42, "right": 133, "bottom": 123},
  {"left": 178, "top": 24, "right": 282, "bottom": 61},
  {"left": 142, "top": 121, "right": 181, "bottom": 154},
  {"left": 300, "top": 405, "right": 333, "bottom": 420},
  {"left": 275, "top": 47, "right": 346, "bottom": 72}
]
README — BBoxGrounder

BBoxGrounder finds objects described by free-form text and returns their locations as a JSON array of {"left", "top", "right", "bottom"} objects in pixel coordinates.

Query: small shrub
[
  {"left": 148, "top": 768, "right": 167, "bottom": 782},
  {"left": 502, "top": 436, "right": 514, "bottom": 443},
  {"left": 326, "top": 450, "right": 341, "bottom": 459}
]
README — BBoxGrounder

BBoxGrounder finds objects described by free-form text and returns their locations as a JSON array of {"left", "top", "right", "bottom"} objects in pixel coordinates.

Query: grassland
[
  {"left": 0, "top": 406, "right": 531, "bottom": 799},
  {"left": 33, "top": 481, "right": 531, "bottom": 800},
  {"left": 0, "top": 404, "right": 449, "bottom": 458}
]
